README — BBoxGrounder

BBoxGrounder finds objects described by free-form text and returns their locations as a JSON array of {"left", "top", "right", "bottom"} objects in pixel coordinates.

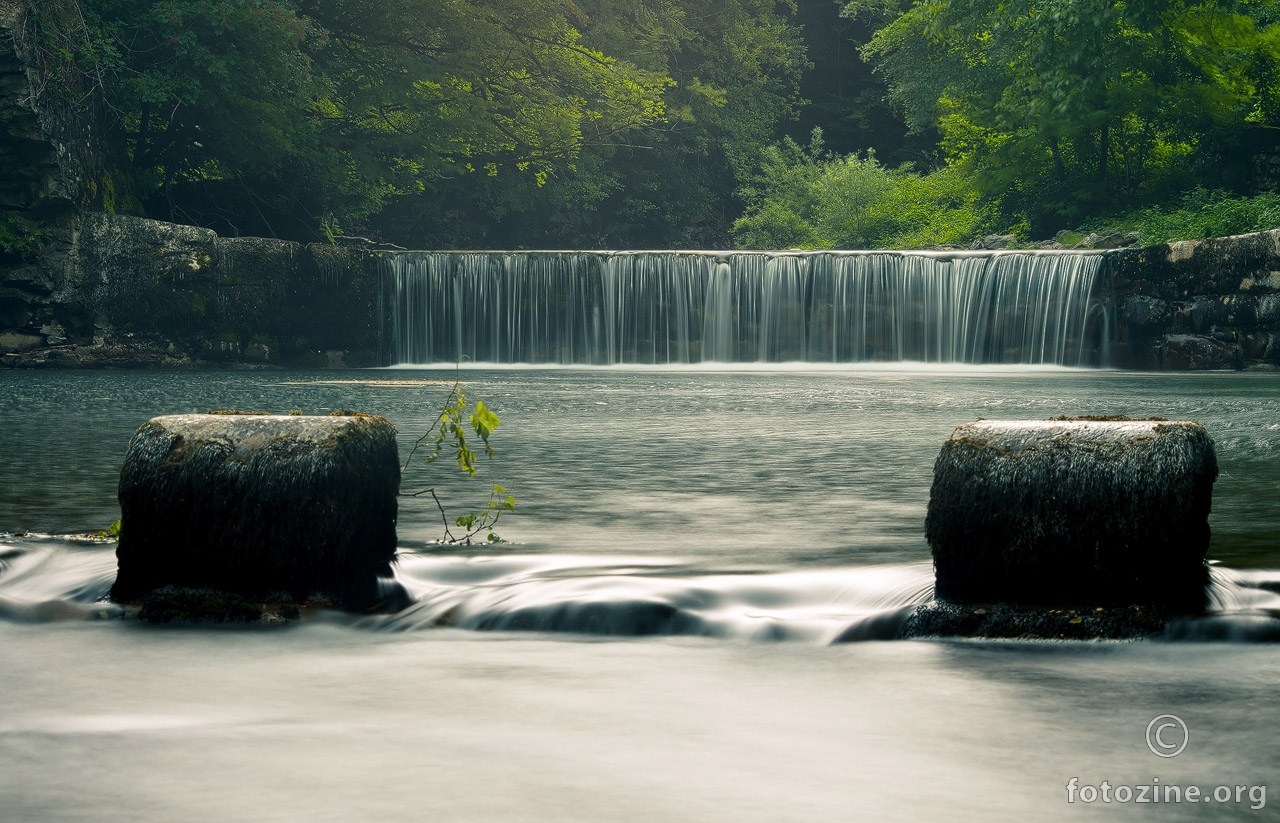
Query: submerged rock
[
  {"left": 466, "top": 599, "right": 700, "bottom": 636},
  {"left": 134, "top": 586, "right": 298, "bottom": 625},
  {"left": 110, "top": 413, "right": 401, "bottom": 610},
  {"left": 1, "top": 339, "right": 196, "bottom": 368},
  {"left": 900, "top": 601, "right": 1174, "bottom": 641},
  {"left": 926, "top": 418, "right": 1217, "bottom": 613}
]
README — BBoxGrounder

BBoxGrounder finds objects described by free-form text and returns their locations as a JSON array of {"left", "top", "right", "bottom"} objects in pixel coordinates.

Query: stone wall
[
  {"left": 2, "top": 212, "right": 384, "bottom": 367},
  {"left": 1107, "top": 230, "right": 1280, "bottom": 371},
  {"left": 7, "top": 213, "right": 1280, "bottom": 370},
  {"left": 7, "top": 211, "right": 1280, "bottom": 370}
]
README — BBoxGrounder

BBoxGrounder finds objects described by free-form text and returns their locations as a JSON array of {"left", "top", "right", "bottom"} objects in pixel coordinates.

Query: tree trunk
[
  {"left": 1049, "top": 136, "right": 1066, "bottom": 181},
  {"left": 1098, "top": 123, "right": 1110, "bottom": 188}
]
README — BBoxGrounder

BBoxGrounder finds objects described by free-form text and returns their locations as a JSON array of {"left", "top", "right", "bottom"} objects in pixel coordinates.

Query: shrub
[
  {"left": 0, "top": 212, "right": 53, "bottom": 260},
  {"left": 733, "top": 130, "right": 996, "bottom": 249},
  {"left": 1082, "top": 189, "right": 1280, "bottom": 245}
]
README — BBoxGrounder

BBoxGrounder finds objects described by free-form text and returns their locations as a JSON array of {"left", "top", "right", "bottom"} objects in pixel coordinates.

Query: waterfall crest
[{"left": 383, "top": 250, "right": 1106, "bottom": 366}]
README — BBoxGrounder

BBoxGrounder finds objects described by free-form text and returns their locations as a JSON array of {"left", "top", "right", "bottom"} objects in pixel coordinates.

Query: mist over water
[{"left": 2, "top": 366, "right": 1279, "bottom": 820}]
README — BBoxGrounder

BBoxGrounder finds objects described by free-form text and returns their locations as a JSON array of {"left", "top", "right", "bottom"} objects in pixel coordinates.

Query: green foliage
[
  {"left": 373, "top": 0, "right": 809, "bottom": 248},
  {"left": 56, "top": 0, "right": 805, "bottom": 246},
  {"left": 60, "top": 0, "right": 1280, "bottom": 247},
  {"left": 95, "top": 519, "right": 121, "bottom": 539},
  {"left": 87, "top": 1, "right": 323, "bottom": 183},
  {"left": 1082, "top": 188, "right": 1280, "bottom": 245},
  {"left": 578, "top": 0, "right": 808, "bottom": 246},
  {"left": 402, "top": 379, "right": 515, "bottom": 545},
  {"left": 849, "top": 0, "right": 1280, "bottom": 235},
  {"left": 733, "top": 130, "right": 995, "bottom": 249},
  {"left": 0, "top": 213, "right": 54, "bottom": 260},
  {"left": 453, "top": 485, "right": 518, "bottom": 545},
  {"left": 79, "top": 0, "right": 677, "bottom": 240},
  {"left": 410, "top": 385, "right": 497, "bottom": 478}
]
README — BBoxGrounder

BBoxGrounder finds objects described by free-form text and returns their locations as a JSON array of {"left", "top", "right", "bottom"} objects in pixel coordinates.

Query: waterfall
[{"left": 383, "top": 250, "right": 1107, "bottom": 366}]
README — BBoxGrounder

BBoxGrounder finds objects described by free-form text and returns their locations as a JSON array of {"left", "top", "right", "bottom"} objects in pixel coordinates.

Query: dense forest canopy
[{"left": 31, "top": 0, "right": 1280, "bottom": 248}]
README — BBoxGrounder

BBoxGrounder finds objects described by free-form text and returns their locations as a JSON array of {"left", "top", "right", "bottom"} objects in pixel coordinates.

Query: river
[{"left": 1, "top": 366, "right": 1277, "bottom": 821}]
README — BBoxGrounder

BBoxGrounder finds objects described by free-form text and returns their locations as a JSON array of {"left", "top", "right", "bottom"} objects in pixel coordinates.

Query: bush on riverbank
[
  {"left": 1079, "top": 189, "right": 1280, "bottom": 247},
  {"left": 732, "top": 130, "right": 997, "bottom": 250},
  {"left": 733, "top": 135, "right": 1280, "bottom": 251}
]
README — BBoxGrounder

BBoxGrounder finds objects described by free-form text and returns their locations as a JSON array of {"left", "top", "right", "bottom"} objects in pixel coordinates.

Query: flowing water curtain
[
  {"left": 981, "top": 253, "right": 1100, "bottom": 364},
  {"left": 603, "top": 254, "right": 712, "bottom": 364},
  {"left": 383, "top": 251, "right": 1104, "bottom": 365},
  {"left": 758, "top": 254, "right": 811, "bottom": 361},
  {"left": 386, "top": 254, "right": 430, "bottom": 364},
  {"left": 701, "top": 261, "right": 737, "bottom": 362}
]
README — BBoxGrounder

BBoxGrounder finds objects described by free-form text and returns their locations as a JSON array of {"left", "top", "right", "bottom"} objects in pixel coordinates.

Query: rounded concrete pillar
[
  {"left": 926, "top": 418, "right": 1217, "bottom": 611},
  {"left": 110, "top": 413, "right": 400, "bottom": 610}
]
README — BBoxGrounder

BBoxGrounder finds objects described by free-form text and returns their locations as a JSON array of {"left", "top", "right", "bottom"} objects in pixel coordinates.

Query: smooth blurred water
[
  {"left": 4, "top": 366, "right": 1276, "bottom": 564},
  {"left": 384, "top": 250, "right": 1105, "bottom": 365},
  {"left": 1, "top": 366, "right": 1279, "bottom": 821}
]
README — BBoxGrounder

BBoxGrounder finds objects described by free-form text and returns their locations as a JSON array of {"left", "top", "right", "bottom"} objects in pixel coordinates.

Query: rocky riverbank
[
  {"left": 1108, "top": 229, "right": 1280, "bottom": 371},
  {"left": 2, "top": 212, "right": 383, "bottom": 369}
]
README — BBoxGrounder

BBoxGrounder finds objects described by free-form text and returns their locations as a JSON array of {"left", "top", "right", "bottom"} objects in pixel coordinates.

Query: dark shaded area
[
  {"left": 111, "top": 413, "right": 401, "bottom": 610},
  {"left": 2, "top": 213, "right": 385, "bottom": 369},
  {"left": 789, "top": 0, "right": 932, "bottom": 165},
  {"left": 899, "top": 602, "right": 1280, "bottom": 642},
  {"left": 926, "top": 420, "right": 1217, "bottom": 611},
  {"left": 0, "top": 0, "right": 126, "bottom": 220},
  {"left": 465, "top": 600, "right": 702, "bottom": 637},
  {"left": 1164, "top": 612, "right": 1280, "bottom": 642},
  {"left": 900, "top": 600, "right": 1176, "bottom": 641},
  {"left": 135, "top": 586, "right": 302, "bottom": 625}
]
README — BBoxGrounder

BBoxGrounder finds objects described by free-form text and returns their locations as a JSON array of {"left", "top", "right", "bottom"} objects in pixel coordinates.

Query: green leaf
[{"left": 471, "top": 401, "right": 500, "bottom": 442}]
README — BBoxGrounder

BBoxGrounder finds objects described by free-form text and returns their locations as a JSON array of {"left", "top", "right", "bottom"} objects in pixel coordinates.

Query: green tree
[
  {"left": 849, "top": 0, "right": 1280, "bottom": 233},
  {"left": 85, "top": 0, "right": 329, "bottom": 230},
  {"left": 377, "top": 0, "right": 809, "bottom": 249},
  {"left": 81, "top": 0, "right": 672, "bottom": 238},
  {"left": 733, "top": 128, "right": 994, "bottom": 249},
  {"left": 584, "top": 0, "right": 808, "bottom": 247}
]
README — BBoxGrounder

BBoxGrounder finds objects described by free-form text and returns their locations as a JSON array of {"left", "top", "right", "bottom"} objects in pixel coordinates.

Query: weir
[{"left": 381, "top": 250, "right": 1109, "bottom": 366}]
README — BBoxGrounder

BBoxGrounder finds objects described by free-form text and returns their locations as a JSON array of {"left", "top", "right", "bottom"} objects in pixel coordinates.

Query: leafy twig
[
  {"left": 400, "top": 363, "right": 515, "bottom": 544},
  {"left": 402, "top": 485, "right": 515, "bottom": 545}
]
